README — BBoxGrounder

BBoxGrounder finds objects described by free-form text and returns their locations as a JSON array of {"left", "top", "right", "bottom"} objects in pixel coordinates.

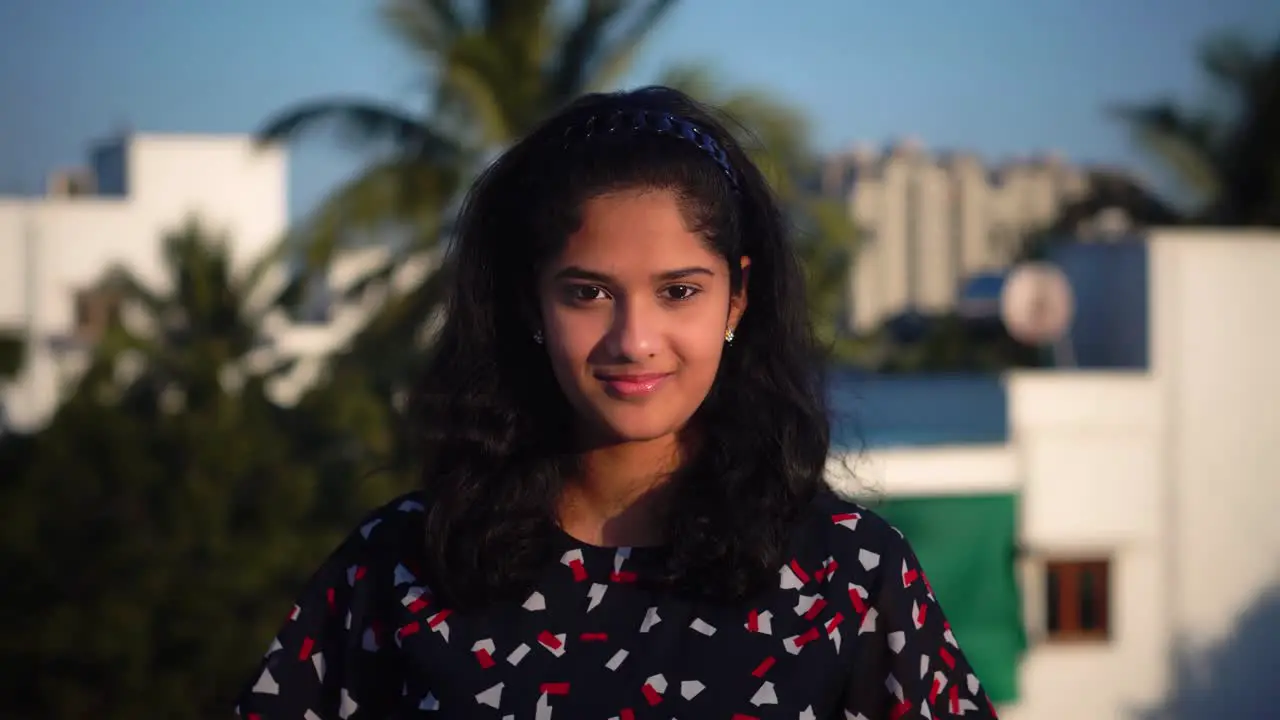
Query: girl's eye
[
  {"left": 663, "top": 285, "right": 699, "bottom": 301},
  {"left": 569, "top": 285, "right": 608, "bottom": 302}
]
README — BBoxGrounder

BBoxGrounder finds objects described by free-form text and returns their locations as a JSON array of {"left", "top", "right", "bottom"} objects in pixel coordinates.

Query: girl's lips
[{"left": 595, "top": 373, "right": 673, "bottom": 398}]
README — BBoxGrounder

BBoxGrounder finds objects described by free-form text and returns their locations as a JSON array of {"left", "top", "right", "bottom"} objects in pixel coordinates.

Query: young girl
[{"left": 236, "top": 87, "right": 998, "bottom": 719}]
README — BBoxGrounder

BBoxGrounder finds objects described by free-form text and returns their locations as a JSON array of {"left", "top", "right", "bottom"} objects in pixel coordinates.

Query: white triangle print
[
  {"left": 418, "top": 692, "right": 439, "bottom": 710},
  {"left": 507, "top": 643, "right": 530, "bottom": 665},
  {"left": 338, "top": 688, "right": 358, "bottom": 719},
  {"left": 858, "top": 607, "right": 879, "bottom": 634},
  {"left": 690, "top": 618, "right": 716, "bottom": 635},
  {"left": 750, "top": 680, "right": 778, "bottom": 706},
  {"left": 746, "top": 610, "right": 774, "bottom": 635},
  {"left": 393, "top": 563, "right": 416, "bottom": 586},
  {"left": 476, "top": 682, "right": 503, "bottom": 708},
  {"left": 887, "top": 630, "right": 906, "bottom": 654},
  {"left": 885, "top": 673, "right": 904, "bottom": 702},
  {"left": 362, "top": 626, "right": 380, "bottom": 652},
  {"left": 779, "top": 564, "right": 804, "bottom": 589},
  {"left": 606, "top": 648, "right": 628, "bottom": 670},
  {"left": 640, "top": 606, "right": 661, "bottom": 632},
  {"left": 587, "top": 583, "right": 607, "bottom": 611},
  {"left": 858, "top": 548, "right": 880, "bottom": 570},
  {"left": 251, "top": 668, "right": 279, "bottom": 695}
]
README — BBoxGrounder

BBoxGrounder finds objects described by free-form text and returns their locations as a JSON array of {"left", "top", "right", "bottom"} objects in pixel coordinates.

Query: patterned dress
[{"left": 235, "top": 491, "right": 998, "bottom": 719}]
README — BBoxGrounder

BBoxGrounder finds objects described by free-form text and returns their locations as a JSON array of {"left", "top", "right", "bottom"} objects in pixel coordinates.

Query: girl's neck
[{"left": 557, "top": 433, "right": 682, "bottom": 548}]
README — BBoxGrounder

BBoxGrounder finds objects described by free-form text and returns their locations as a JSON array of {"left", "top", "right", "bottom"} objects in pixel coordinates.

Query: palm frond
[
  {"left": 379, "top": 0, "right": 465, "bottom": 62},
  {"left": 257, "top": 98, "right": 460, "bottom": 161},
  {"left": 1212, "top": 41, "right": 1280, "bottom": 225},
  {"left": 294, "top": 157, "right": 460, "bottom": 271},
  {"left": 552, "top": 0, "right": 625, "bottom": 100},
  {"left": 439, "top": 34, "right": 521, "bottom": 144},
  {"left": 1109, "top": 101, "right": 1222, "bottom": 203},
  {"left": 1198, "top": 31, "right": 1266, "bottom": 94}
]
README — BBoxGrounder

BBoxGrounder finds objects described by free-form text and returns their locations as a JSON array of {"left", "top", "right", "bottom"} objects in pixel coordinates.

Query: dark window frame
[{"left": 1044, "top": 558, "right": 1111, "bottom": 642}]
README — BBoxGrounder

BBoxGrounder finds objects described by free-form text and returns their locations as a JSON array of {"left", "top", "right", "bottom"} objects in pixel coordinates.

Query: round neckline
[{"left": 552, "top": 525, "right": 669, "bottom": 564}]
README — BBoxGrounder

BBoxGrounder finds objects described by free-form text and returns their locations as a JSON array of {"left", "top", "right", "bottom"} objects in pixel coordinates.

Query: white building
[
  {"left": 829, "top": 229, "right": 1280, "bottom": 719},
  {"left": 822, "top": 141, "right": 1135, "bottom": 332},
  {"left": 0, "top": 133, "right": 288, "bottom": 430},
  {"left": 0, "top": 131, "right": 441, "bottom": 433}
]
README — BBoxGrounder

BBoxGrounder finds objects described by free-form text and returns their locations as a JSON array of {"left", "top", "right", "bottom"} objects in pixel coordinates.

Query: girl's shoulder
[{"left": 791, "top": 489, "right": 917, "bottom": 587}]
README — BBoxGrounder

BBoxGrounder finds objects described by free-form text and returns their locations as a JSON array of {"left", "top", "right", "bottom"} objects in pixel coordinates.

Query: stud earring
[
  {"left": 533, "top": 330, "right": 544, "bottom": 345},
  {"left": 725, "top": 328, "right": 735, "bottom": 344}
]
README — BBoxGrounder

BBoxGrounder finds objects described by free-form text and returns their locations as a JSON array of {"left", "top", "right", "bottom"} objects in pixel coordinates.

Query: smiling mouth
[{"left": 594, "top": 372, "right": 673, "bottom": 398}]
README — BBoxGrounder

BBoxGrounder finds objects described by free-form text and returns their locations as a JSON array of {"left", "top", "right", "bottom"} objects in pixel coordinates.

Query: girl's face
[{"left": 537, "top": 188, "right": 748, "bottom": 447}]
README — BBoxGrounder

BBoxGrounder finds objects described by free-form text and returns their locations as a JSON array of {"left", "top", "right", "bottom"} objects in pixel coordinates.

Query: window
[
  {"left": 73, "top": 287, "right": 121, "bottom": 344},
  {"left": 1044, "top": 559, "right": 1110, "bottom": 641}
]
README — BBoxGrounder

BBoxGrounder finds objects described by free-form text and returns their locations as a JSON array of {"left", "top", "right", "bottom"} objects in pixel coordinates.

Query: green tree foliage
[
  {"left": 0, "top": 222, "right": 399, "bottom": 718},
  {"left": 874, "top": 314, "right": 1043, "bottom": 373},
  {"left": 1113, "top": 30, "right": 1280, "bottom": 225}
]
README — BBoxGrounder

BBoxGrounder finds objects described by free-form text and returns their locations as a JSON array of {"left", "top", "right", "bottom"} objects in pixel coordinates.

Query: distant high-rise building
[{"left": 821, "top": 141, "right": 1135, "bottom": 332}]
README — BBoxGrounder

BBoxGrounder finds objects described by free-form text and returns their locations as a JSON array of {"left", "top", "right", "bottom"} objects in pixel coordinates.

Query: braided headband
[{"left": 561, "top": 109, "right": 740, "bottom": 190}]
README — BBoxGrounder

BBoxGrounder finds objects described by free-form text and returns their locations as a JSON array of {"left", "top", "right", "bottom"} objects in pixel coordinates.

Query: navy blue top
[{"left": 235, "top": 491, "right": 998, "bottom": 719}]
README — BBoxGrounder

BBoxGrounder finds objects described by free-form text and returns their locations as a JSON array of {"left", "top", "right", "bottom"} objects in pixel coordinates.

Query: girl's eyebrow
[{"left": 552, "top": 266, "right": 715, "bottom": 283}]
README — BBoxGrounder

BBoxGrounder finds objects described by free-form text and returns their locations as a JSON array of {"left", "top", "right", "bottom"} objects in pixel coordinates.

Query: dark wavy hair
[{"left": 412, "top": 86, "right": 831, "bottom": 609}]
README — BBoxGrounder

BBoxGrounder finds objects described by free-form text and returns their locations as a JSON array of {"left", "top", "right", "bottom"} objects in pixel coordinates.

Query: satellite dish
[{"left": 1000, "top": 261, "right": 1076, "bottom": 351}]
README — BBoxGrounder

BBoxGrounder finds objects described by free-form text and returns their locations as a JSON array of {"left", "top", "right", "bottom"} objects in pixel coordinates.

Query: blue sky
[{"left": 1, "top": 1, "right": 1275, "bottom": 219}]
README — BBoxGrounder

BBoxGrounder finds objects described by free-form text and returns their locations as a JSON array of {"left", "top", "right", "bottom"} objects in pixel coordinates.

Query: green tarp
[{"left": 868, "top": 493, "right": 1024, "bottom": 704}]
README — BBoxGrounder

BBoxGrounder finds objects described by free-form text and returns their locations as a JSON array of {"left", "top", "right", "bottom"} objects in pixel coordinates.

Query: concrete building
[
  {"left": 0, "top": 131, "right": 443, "bottom": 433},
  {"left": 822, "top": 141, "right": 1120, "bottom": 332},
  {"left": 0, "top": 133, "right": 289, "bottom": 430},
  {"left": 827, "top": 229, "right": 1280, "bottom": 718}
]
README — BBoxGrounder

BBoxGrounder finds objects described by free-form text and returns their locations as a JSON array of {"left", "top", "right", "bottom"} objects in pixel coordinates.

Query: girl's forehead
[{"left": 550, "top": 192, "right": 717, "bottom": 267}]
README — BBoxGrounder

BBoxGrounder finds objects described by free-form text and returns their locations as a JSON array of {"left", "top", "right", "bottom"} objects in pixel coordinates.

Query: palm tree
[
  {"left": 659, "top": 65, "right": 862, "bottom": 359},
  {"left": 260, "top": 0, "right": 676, "bottom": 276},
  {"left": 1112, "top": 30, "right": 1280, "bottom": 225},
  {"left": 257, "top": 0, "right": 678, "bottom": 401},
  {"left": 95, "top": 220, "right": 282, "bottom": 405}
]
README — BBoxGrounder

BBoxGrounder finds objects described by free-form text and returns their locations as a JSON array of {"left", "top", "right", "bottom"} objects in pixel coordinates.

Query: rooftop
[{"left": 829, "top": 371, "right": 1008, "bottom": 450}]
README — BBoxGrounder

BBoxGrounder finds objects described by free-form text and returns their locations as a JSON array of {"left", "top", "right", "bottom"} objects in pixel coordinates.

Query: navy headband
[{"left": 560, "top": 109, "right": 740, "bottom": 191}]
